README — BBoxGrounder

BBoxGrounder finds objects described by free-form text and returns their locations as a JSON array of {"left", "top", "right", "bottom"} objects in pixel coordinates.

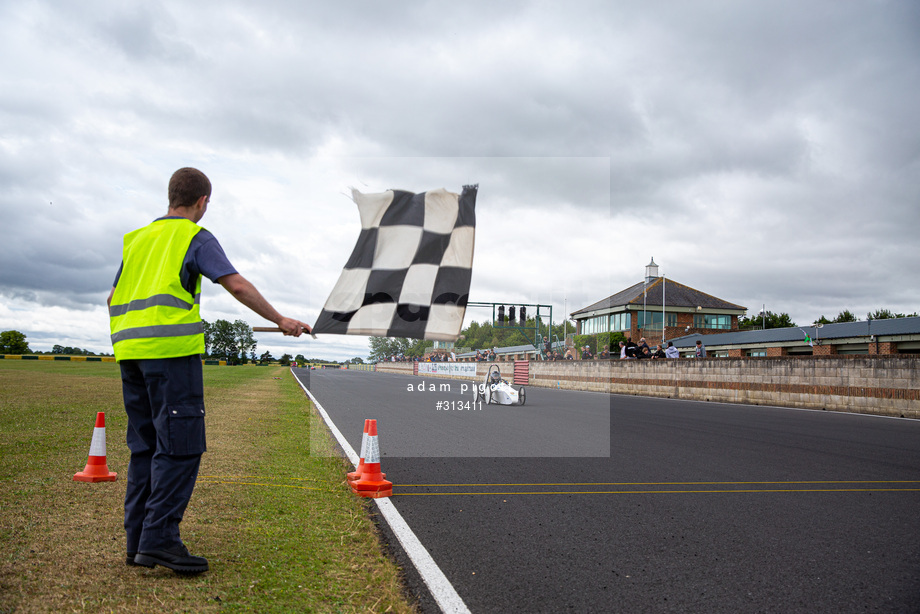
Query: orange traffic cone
[
  {"left": 74, "top": 412, "right": 117, "bottom": 482},
  {"left": 350, "top": 419, "right": 392, "bottom": 498},
  {"left": 347, "top": 419, "right": 385, "bottom": 483}
]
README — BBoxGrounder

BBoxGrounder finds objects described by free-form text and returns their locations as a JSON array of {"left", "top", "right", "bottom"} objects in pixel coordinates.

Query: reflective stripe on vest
[
  {"left": 110, "top": 218, "right": 205, "bottom": 361},
  {"left": 108, "top": 293, "right": 200, "bottom": 318},
  {"left": 110, "top": 322, "right": 204, "bottom": 344}
]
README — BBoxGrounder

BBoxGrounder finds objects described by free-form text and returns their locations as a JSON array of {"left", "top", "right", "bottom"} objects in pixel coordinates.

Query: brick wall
[{"left": 869, "top": 342, "right": 898, "bottom": 355}]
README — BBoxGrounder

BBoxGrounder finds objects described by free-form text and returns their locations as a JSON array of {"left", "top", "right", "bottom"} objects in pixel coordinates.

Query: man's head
[
  {"left": 169, "top": 168, "right": 212, "bottom": 211},
  {"left": 696, "top": 340, "right": 702, "bottom": 346}
]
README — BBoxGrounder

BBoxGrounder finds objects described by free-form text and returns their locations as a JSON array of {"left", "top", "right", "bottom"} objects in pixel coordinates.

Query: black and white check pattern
[{"left": 313, "top": 185, "right": 477, "bottom": 341}]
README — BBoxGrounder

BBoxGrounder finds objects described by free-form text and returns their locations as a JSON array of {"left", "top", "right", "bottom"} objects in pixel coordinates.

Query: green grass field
[{"left": 0, "top": 361, "right": 414, "bottom": 613}]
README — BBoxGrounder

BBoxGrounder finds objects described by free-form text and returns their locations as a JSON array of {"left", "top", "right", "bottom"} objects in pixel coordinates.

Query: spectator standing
[
  {"left": 625, "top": 337, "right": 639, "bottom": 358},
  {"left": 581, "top": 345, "right": 594, "bottom": 360},
  {"left": 695, "top": 339, "right": 707, "bottom": 358},
  {"left": 638, "top": 337, "right": 650, "bottom": 356},
  {"left": 665, "top": 341, "right": 680, "bottom": 358}
]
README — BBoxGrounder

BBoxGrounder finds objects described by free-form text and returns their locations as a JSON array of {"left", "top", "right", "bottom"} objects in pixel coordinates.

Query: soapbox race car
[{"left": 475, "top": 364, "right": 526, "bottom": 406}]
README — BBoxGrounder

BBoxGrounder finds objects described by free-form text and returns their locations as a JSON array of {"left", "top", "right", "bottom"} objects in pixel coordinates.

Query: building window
[
  {"left": 609, "top": 312, "right": 631, "bottom": 331},
  {"left": 746, "top": 350, "right": 767, "bottom": 357},
  {"left": 694, "top": 314, "right": 731, "bottom": 329},
  {"left": 582, "top": 315, "right": 608, "bottom": 334},
  {"left": 637, "top": 312, "right": 677, "bottom": 330}
]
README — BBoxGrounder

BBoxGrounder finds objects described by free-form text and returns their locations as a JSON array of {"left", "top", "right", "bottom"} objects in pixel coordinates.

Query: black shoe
[
  {"left": 134, "top": 544, "right": 209, "bottom": 574},
  {"left": 126, "top": 552, "right": 137, "bottom": 566}
]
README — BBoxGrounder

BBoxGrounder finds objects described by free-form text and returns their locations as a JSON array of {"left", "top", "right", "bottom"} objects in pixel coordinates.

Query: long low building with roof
[{"left": 665, "top": 316, "right": 920, "bottom": 357}]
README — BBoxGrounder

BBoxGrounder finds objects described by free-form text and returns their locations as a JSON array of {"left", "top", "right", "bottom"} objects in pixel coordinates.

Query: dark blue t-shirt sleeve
[{"left": 182, "top": 229, "right": 238, "bottom": 294}]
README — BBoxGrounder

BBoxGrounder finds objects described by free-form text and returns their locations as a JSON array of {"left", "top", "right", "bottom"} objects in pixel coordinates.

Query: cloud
[{"left": 1, "top": 0, "right": 919, "bottom": 358}]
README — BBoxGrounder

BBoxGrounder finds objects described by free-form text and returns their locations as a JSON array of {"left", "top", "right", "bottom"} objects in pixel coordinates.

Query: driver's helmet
[{"left": 489, "top": 370, "right": 502, "bottom": 384}]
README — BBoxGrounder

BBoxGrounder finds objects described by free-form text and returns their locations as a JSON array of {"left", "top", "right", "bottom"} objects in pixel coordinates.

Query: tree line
[
  {"left": 368, "top": 318, "right": 578, "bottom": 362},
  {"left": 202, "top": 319, "right": 257, "bottom": 364},
  {"left": 0, "top": 323, "right": 315, "bottom": 366},
  {"left": 0, "top": 330, "right": 108, "bottom": 356},
  {"left": 203, "top": 320, "right": 318, "bottom": 365},
  {"left": 0, "top": 320, "right": 260, "bottom": 361}
]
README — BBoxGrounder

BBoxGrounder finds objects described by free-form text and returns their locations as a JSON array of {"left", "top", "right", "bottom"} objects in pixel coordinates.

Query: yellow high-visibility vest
[{"left": 109, "top": 218, "right": 204, "bottom": 360}]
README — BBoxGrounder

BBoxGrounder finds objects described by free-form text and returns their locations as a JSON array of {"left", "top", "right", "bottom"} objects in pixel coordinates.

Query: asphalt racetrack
[{"left": 294, "top": 367, "right": 920, "bottom": 613}]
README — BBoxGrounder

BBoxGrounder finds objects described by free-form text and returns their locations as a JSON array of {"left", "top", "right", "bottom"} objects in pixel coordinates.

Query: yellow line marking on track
[
  {"left": 394, "top": 480, "right": 920, "bottom": 496},
  {"left": 394, "top": 488, "right": 920, "bottom": 496},
  {"left": 195, "top": 478, "right": 920, "bottom": 496},
  {"left": 399, "top": 480, "right": 920, "bottom": 487}
]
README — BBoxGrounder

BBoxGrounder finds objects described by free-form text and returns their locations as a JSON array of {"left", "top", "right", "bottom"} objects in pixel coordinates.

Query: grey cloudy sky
[{"left": 1, "top": 1, "right": 918, "bottom": 361}]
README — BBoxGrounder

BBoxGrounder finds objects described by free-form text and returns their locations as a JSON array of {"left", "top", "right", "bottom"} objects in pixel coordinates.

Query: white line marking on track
[{"left": 291, "top": 368, "right": 471, "bottom": 614}]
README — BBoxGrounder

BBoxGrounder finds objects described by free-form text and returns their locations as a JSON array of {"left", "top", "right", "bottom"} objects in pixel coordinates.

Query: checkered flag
[{"left": 312, "top": 185, "right": 477, "bottom": 341}]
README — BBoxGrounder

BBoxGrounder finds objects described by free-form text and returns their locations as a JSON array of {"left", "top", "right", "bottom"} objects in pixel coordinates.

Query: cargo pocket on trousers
[{"left": 166, "top": 403, "right": 207, "bottom": 455}]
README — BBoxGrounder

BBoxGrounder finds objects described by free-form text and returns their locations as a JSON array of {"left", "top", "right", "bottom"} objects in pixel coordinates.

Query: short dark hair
[{"left": 169, "top": 167, "right": 211, "bottom": 209}]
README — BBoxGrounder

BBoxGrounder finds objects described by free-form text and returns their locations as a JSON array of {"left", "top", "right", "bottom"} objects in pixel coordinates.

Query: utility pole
[{"left": 662, "top": 273, "right": 666, "bottom": 344}]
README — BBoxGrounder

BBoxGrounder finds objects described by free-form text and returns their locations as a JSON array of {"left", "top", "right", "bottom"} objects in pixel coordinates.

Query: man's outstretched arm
[{"left": 218, "top": 273, "right": 312, "bottom": 336}]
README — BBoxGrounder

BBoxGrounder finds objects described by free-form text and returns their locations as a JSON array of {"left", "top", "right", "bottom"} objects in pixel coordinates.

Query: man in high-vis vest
[{"left": 108, "top": 167, "right": 311, "bottom": 574}]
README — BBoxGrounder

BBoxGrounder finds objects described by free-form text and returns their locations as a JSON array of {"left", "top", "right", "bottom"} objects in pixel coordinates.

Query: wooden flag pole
[{"left": 253, "top": 327, "right": 317, "bottom": 339}]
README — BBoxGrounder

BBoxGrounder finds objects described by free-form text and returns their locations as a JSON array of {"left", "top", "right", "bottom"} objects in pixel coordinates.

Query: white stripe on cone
[
  {"left": 358, "top": 426, "right": 368, "bottom": 460},
  {"left": 88, "top": 427, "right": 107, "bottom": 457},
  {"left": 365, "top": 435, "right": 380, "bottom": 464}
]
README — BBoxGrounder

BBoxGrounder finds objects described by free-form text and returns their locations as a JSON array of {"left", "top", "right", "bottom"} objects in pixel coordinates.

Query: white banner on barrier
[{"left": 417, "top": 363, "right": 478, "bottom": 377}]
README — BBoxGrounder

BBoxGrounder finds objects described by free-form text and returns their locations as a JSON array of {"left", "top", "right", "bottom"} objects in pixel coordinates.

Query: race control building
[{"left": 571, "top": 258, "right": 747, "bottom": 342}]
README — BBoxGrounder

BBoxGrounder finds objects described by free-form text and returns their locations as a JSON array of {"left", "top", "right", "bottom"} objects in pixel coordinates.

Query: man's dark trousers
[{"left": 120, "top": 355, "right": 206, "bottom": 554}]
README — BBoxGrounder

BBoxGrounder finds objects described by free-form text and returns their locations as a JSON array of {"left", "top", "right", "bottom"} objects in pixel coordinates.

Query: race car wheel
[
  {"left": 484, "top": 385, "right": 492, "bottom": 405},
  {"left": 518, "top": 387, "right": 526, "bottom": 406}
]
